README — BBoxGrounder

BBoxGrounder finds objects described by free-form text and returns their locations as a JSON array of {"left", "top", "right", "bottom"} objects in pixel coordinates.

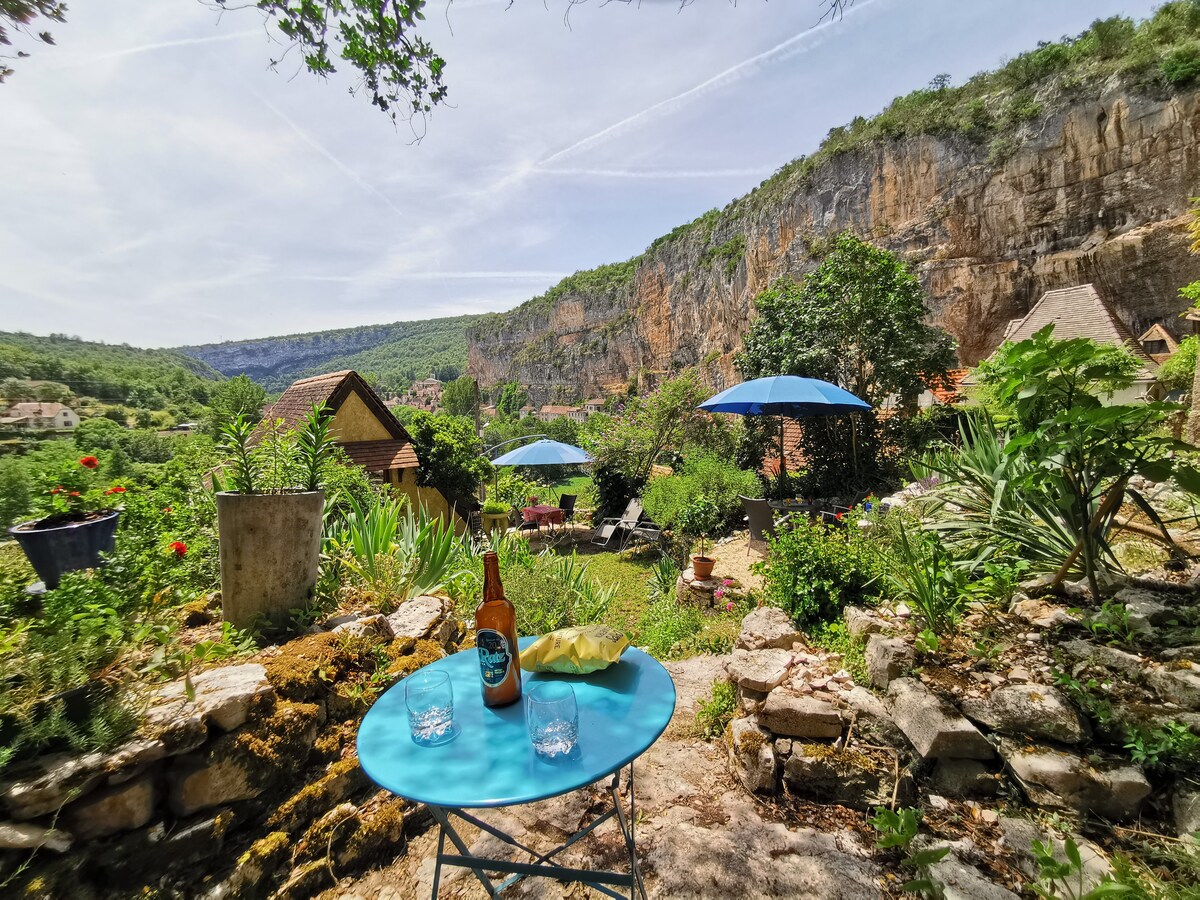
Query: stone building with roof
[
  {"left": 262, "top": 370, "right": 468, "bottom": 530},
  {"left": 0, "top": 402, "right": 79, "bottom": 432}
]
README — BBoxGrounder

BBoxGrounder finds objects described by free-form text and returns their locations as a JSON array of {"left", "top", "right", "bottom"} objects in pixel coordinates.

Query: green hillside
[
  {"left": 0, "top": 332, "right": 224, "bottom": 407},
  {"left": 180, "top": 315, "right": 481, "bottom": 393}
]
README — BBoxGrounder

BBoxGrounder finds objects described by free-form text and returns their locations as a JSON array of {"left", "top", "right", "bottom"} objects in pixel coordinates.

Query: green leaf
[{"left": 903, "top": 846, "right": 950, "bottom": 868}]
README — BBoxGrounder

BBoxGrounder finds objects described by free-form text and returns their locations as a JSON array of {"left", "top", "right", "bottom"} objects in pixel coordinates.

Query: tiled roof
[
  {"left": 339, "top": 440, "right": 420, "bottom": 472},
  {"left": 761, "top": 419, "right": 807, "bottom": 477},
  {"left": 925, "top": 369, "right": 969, "bottom": 405},
  {"left": 8, "top": 402, "right": 69, "bottom": 417},
  {"left": 539, "top": 405, "right": 578, "bottom": 416},
  {"left": 998, "top": 284, "right": 1158, "bottom": 378}
]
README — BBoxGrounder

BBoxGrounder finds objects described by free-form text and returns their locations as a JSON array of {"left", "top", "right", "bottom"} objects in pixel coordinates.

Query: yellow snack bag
[{"left": 519, "top": 625, "right": 630, "bottom": 674}]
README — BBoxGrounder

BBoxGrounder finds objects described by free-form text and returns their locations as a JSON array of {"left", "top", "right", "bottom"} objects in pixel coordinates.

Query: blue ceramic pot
[{"left": 7, "top": 510, "right": 120, "bottom": 590}]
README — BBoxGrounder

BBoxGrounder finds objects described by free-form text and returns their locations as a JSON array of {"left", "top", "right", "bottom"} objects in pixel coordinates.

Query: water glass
[
  {"left": 526, "top": 681, "right": 579, "bottom": 758},
  {"left": 406, "top": 669, "right": 455, "bottom": 746}
]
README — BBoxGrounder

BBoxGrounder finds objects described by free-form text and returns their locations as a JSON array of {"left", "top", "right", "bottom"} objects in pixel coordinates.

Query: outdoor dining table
[
  {"left": 357, "top": 637, "right": 676, "bottom": 899},
  {"left": 521, "top": 504, "right": 564, "bottom": 527},
  {"left": 768, "top": 499, "right": 818, "bottom": 523}
]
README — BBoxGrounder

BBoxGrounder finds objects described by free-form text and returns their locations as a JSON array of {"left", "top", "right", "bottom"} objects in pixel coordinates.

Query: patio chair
[
  {"left": 621, "top": 517, "right": 663, "bottom": 550},
  {"left": 591, "top": 498, "right": 644, "bottom": 547},
  {"left": 558, "top": 494, "right": 577, "bottom": 524},
  {"left": 741, "top": 495, "right": 784, "bottom": 556},
  {"left": 518, "top": 507, "right": 541, "bottom": 537}
]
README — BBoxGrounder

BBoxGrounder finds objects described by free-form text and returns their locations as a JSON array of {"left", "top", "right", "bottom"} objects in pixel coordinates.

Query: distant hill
[
  {"left": 179, "top": 315, "right": 482, "bottom": 392},
  {"left": 0, "top": 332, "right": 225, "bottom": 406}
]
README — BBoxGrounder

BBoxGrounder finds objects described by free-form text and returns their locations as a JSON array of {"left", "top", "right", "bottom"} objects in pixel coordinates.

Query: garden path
[{"left": 331, "top": 654, "right": 879, "bottom": 899}]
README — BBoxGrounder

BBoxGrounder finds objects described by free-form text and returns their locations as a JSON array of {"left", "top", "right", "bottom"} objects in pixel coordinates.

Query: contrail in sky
[
  {"left": 539, "top": 167, "right": 771, "bottom": 180},
  {"left": 54, "top": 29, "right": 262, "bottom": 67},
  {"left": 538, "top": 0, "right": 885, "bottom": 167}
]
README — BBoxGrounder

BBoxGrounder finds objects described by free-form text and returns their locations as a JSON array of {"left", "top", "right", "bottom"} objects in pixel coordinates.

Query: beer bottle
[{"left": 475, "top": 551, "right": 522, "bottom": 707}]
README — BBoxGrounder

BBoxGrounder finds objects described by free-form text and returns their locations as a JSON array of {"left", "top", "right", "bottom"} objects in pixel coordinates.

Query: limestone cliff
[{"left": 468, "top": 85, "right": 1200, "bottom": 402}]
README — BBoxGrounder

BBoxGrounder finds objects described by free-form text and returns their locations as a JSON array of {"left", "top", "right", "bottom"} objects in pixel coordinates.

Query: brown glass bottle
[{"left": 475, "top": 551, "right": 522, "bottom": 707}]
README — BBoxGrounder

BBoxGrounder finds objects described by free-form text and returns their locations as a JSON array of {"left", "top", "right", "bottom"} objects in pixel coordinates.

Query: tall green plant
[
  {"left": 294, "top": 404, "right": 335, "bottom": 492},
  {"left": 218, "top": 414, "right": 258, "bottom": 493},
  {"left": 886, "top": 525, "right": 964, "bottom": 634}
]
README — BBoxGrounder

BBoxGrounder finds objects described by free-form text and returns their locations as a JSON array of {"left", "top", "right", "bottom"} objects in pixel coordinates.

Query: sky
[{"left": 0, "top": 0, "right": 1163, "bottom": 348}]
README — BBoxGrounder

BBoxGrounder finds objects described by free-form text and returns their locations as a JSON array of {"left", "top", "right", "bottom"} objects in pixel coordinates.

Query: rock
[
  {"left": 677, "top": 569, "right": 721, "bottom": 607},
  {"left": 141, "top": 695, "right": 209, "bottom": 757},
  {"left": 960, "top": 684, "right": 1090, "bottom": 745},
  {"left": 887, "top": 678, "right": 993, "bottom": 760},
  {"left": 1010, "top": 596, "right": 1079, "bottom": 629},
  {"left": 106, "top": 738, "right": 169, "bottom": 784},
  {"left": 331, "top": 613, "right": 394, "bottom": 642},
  {"left": 865, "top": 634, "right": 914, "bottom": 690},
  {"left": 0, "top": 751, "right": 107, "bottom": 820},
  {"left": 1059, "top": 640, "right": 1146, "bottom": 679},
  {"left": 844, "top": 605, "right": 889, "bottom": 639},
  {"left": 168, "top": 755, "right": 263, "bottom": 817},
  {"left": 0, "top": 820, "right": 72, "bottom": 852},
  {"left": 64, "top": 775, "right": 157, "bottom": 840},
  {"left": 152, "top": 662, "right": 275, "bottom": 732},
  {"left": 736, "top": 606, "right": 803, "bottom": 651},
  {"left": 758, "top": 691, "right": 843, "bottom": 739},
  {"left": 924, "top": 843, "right": 1021, "bottom": 900},
  {"left": 1116, "top": 588, "right": 1177, "bottom": 634},
  {"left": 999, "top": 741, "right": 1150, "bottom": 820},
  {"left": 1148, "top": 662, "right": 1200, "bottom": 709},
  {"left": 737, "top": 684, "right": 769, "bottom": 711},
  {"left": 930, "top": 759, "right": 998, "bottom": 799},
  {"left": 386, "top": 596, "right": 452, "bottom": 644},
  {"left": 782, "top": 745, "right": 891, "bottom": 810},
  {"left": 895, "top": 603, "right": 912, "bottom": 619},
  {"left": 725, "top": 648, "right": 795, "bottom": 693},
  {"left": 1018, "top": 575, "right": 1059, "bottom": 599},
  {"left": 727, "top": 717, "right": 777, "bottom": 793},
  {"left": 1000, "top": 817, "right": 1112, "bottom": 892},
  {"left": 1006, "top": 667, "right": 1031, "bottom": 685},
  {"left": 1174, "top": 787, "right": 1200, "bottom": 838},
  {"left": 843, "top": 687, "right": 908, "bottom": 748}
]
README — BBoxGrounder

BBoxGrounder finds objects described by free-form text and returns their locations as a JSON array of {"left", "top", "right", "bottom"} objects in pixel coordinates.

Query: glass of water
[
  {"left": 526, "top": 681, "right": 578, "bottom": 758},
  {"left": 406, "top": 669, "right": 455, "bottom": 746}
]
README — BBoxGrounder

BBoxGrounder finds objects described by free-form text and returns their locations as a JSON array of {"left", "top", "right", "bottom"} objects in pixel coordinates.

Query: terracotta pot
[
  {"left": 691, "top": 555, "right": 716, "bottom": 580},
  {"left": 8, "top": 510, "right": 120, "bottom": 589}
]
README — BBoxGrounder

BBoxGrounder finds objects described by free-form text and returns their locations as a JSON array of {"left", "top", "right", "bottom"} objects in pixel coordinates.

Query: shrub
[
  {"left": 641, "top": 451, "right": 762, "bottom": 533},
  {"left": 885, "top": 525, "right": 965, "bottom": 635},
  {"left": 1162, "top": 41, "right": 1200, "bottom": 84},
  {"left": 695, "top": 679, "right": 737, "bottom": 739},
  {"left": 756, "top": 518, "right": 886, "bottom": 627},
  {"left": 502, "top": 552, "right": 615, "bottom": 636},
  {"left": 636, "top": 595, "right": 706, "bottom": 659},
  {"left": 492, "top": 468, "right": 539, "bottom": 510}
]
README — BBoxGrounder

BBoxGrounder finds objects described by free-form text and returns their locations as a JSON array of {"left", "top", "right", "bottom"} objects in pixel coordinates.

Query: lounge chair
[
  {"left": 741, "top": 495, "right": 785, "bottom": 555},
  {"left": 591, "top": 499, "right": 644, "bottom": 547}
]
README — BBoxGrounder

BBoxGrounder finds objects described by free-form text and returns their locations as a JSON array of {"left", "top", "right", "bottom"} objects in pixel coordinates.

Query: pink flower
[
  {"left": 722, "top": 579, "right": 734, "bottom": 587},
  {"left": 725, "top": 602, "right": 735, "bottom": 612},
  {"left": 714, "top": 588, "right": 726, "bottom": 599}
]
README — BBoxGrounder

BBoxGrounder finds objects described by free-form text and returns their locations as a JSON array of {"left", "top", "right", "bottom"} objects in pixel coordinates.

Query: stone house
[
  {"left": 262, "top": 371, "right": 469, "bottom": 530},
  {"left": 0, "top": 402, "right": 79, "bottom": 431},
  {"left": 537, "top": 404, "right": 587, "bottom": 424}
]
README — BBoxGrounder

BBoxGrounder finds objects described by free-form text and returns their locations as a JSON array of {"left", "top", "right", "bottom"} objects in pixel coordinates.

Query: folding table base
[{"left": 427, "top": 764, "right": 646, "bottom": 899}]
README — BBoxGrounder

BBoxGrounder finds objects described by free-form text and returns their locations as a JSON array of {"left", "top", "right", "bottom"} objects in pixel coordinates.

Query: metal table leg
[{"left": 427, "top": 763, "right": 646, "bottom": 899}]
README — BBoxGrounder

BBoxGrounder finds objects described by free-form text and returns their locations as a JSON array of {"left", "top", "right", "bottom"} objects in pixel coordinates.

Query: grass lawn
[{"left": 546, "top": 473, "right": 594, "bottom": 504}]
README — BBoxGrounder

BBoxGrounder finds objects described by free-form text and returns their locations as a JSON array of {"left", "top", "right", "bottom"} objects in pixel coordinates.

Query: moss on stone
[
  {"left": 264, "top": 633, "right": 345, "bottom": 701},
  {"left": 236, "top": 830, "right": 290, "bottom": 869},
  {"left": 737, "top": 729, "right": 766, "bottom": 757},
  {"left": 267, "top": 757, "right": 368, "bottom": 832},
  {"left": 341, "top": 797, "right": 406, "bottom": 866},
  {"left": 799, "top": 742, "right": 882, "bottom": 774},
  {"left": 219, "top": 700, "right": 323, "bottom": 789},
  {"left": 178, "top": 598, "right": 214, "bottom": 628},
  {"left": 386, "top": 639, "right": 445, "bottom": 681}
]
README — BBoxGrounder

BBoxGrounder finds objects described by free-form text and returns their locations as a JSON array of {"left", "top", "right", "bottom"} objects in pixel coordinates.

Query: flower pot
[
  {"left": 7, "top": 510, "right": 120, "bottom": 589},
  {"left": 481, "top": 511, "right": 510, "bottom": 537},
  {"left": 691, "top": 555, "right": 716, "bottom": 580},
  {"left": 217, "top": 491, "right": 324, "bottom": 629}
]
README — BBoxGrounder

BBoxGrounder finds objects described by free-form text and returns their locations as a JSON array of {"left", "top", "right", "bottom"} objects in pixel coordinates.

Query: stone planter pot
[
  {"left": 8, "top": 510, "right": 120, "bottom": 590},
  {"left": 481, "top": 511, "right": 510, "bottom": 537},
  {"left": 691, "top": 555, "right": 716, "bottom": 580},
  {"left": 217, "top": 491, "right": 323, "bottom": 629}
]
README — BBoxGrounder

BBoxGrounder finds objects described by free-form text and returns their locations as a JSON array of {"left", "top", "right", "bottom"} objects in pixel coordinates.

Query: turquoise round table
[{"left": 357, "top": 637, "right": 676, "bottom": 898}]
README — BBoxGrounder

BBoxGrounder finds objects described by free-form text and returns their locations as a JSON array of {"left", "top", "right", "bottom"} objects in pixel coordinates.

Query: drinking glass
[
  {"left": 526, "top": 681, "right": 578, "bottom": 758},
  {"left": 406, "top": 669, "right": 455, "bottom": 746}
]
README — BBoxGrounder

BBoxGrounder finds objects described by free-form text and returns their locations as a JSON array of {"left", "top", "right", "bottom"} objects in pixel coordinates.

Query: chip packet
[{"left": 519, "top": 625, "right": 630, "bottom": 674}]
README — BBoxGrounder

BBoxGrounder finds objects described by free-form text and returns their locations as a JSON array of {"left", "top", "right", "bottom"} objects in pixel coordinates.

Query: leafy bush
[
  {"left": 636, "top": 595, "right": 706, "bottom": 659},
  {"left": 642, "top": 451, "right": 762, "bottom": 534},
  {"left": 695, "top": 679, "right": 737, "bottom": 739},
  {"left": 492, "top": 468, "right": 539, "bottom": 511},
  {"left": 501, "top": 552, "right": 616, "bottom": 636},
  {"left": 756, "top": 518, "right": 886, "bottom": 627},
  {"left": 1162, "top": 41, "right": 1200, "bottom": 83}
]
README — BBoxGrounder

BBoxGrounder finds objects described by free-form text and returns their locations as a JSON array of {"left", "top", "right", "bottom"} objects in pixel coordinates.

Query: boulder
[
  {"left": 727, "top": 716, "right": 777, "bottom": 793},
  {"left": 921, "top": 840, "right": 1020, "bottom": 900},
  {"left": 725, "top": 648, "right": 795, "bottom": 693},
  {"left": 1009, "top": 595, "right": 1079, "bottom": 629},
  {"left": 1174, "top": 787, "right": 1200, "bottom": 838},
  {"left": 887, "top": 678, "right": 993, "bottom": 760},
  {"left": 1148, "top": 662, "right": 1200, "bottom": 710},
  {"left": 1114, "top": 588, "right": 1177, "bottom": 632},
  {"left": 960, "top": 684, "right": 1089, "bottom": 745},
  {"left": 844, "top": 606, "right": 889, "bottom": 639},
  {"left": 758, "top": 691, "right": 842, "bottom": 740},
  {"left": 865, "top": 634, "right": 913, "bottom": 690},
  {"left": 0, "top": 820, "right": 72, "bottom": 852},
  {"left": 930, "top": 759, "right": 999, "bottom": 799},
  {"left": 331, "top": 613, "right": 394, "bottom": 642},
  {"left": 64, "top": 775, "right": 157, "bottom": 840},
  {"left": 0, "top": 751, "right": 107, "bottom": 820},
  {"left": 736, "top": 607, "right": 803, "bottom": 651},
  {"left": 1059, "top": 640, "right": 1145, "bottom": 679},
  {"left": 999, "top": 817, "right": 1112, "bottom": 891},
  {"left": 782, "top": 745, "right": 891, "bottom": 810},
  {"left": 152, "top": 663, "right": 275, "bottom": 732},
  {"left": 999, "top": 740, "right": 1150, "bottom": 820},
  {"left": 386, "top": 596, "right": 453, "bottom": 644},
  {"left": 843, "top": 687, "right": 908, "bottom": 748},
  {"left": 105, "top": 738, "right": 169, "bottom": 785}
]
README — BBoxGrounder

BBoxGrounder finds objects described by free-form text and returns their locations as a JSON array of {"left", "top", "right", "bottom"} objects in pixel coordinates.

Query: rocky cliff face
[{"left": 468, "top": 85, "right": 1200, "bottom": 402}]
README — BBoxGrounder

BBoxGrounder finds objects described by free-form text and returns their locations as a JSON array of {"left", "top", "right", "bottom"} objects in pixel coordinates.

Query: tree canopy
[{"left": 439, "top": 375, "right": 477, "bottom": 418}]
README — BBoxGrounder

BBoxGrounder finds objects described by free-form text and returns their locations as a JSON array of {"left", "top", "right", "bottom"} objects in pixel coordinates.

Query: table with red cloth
[{"left": 521, "top": 504, "right": 564, "bottom": 527}]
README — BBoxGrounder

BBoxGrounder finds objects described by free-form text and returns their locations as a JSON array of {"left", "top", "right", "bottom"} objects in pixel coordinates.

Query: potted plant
[
  {"left": 7, "top": 454, "right": 127, "bottom": 590},
  {"left": 215, "top": 405, "right": 334, "bottom": 629},
  {"left": 678, "top": 495, "right": 721, "bottom": 580},
  {"left": 480, "top": 499, "right": 511, "bottom": 537}
]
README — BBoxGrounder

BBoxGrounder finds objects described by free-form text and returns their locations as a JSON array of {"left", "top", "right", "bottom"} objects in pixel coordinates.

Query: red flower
[
  {"left": 50, "top": 486, "right": 64, "bottom": 495},
  {"left": 79, "top": 456, "right": 99, "bottom": 469},
  {"left": 162, "top": 506, "right": 173, "bottom": 514},
  {"left": 69, "top": 491, "right": 80, "bottom": 498},
  {"left": 105, "top": 486, "right": 126, "bottom": 495},
  {"left": 169, "top": 541, "right": 188, "bottom": 557},
  {"left": 835, "top": 512, "right": 844, "bottom": 520}
]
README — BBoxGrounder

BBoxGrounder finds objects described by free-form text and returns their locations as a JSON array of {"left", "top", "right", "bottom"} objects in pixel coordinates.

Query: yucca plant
[
  {"left": 648, "top": 555, "right": 680, "bottom": 602},
  {"left": 885, "top": 524, "right": 964, "bottom": 635},
  {"left": 394, "top": 504, "right": 461, "bottom": 599}
]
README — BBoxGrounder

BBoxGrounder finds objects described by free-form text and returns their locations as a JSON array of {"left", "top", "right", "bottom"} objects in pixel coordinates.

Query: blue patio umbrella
[
  {"left": 697, "top": 376, "right": 870, "bottom": 497},
  {"left": 490, "top": 439, "right": 592, "bottom": 467}
]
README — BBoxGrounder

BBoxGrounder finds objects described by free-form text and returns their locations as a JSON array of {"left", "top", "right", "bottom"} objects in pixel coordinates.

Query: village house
[
  {"left": 583, "top": 398, "right": 606, "bottom": 414},
  {"left": 537, "top": 404, "right": 587, "bottom": 424},
  {"left": 262, "top": 370, "right": 470, "bottom": 531},
  {"left": 0, "top": 401, "right": 79, "bottom": 432}
]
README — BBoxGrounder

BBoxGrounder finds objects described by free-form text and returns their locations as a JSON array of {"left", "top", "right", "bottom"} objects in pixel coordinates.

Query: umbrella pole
[{"left": 778, "top": 415, "right": 787, "bottom": 501}]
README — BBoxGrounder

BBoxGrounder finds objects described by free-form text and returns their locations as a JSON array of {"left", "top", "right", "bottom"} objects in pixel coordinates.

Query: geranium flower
[
  {"left": 722, "top": 579, "right": 734, "bottom": 587},
  {"left": 105, "top": 486, "right": 126, "bottom": 495},
  {"left": 50, "top": 486, "right": 64, "bottom": 495},
  {"left": 169, "top": 541, "right": 188, "bottom": 557},
  {"left": 69, "top": 491, "right": 80, "bottom": 497},
  {"left": 714, "top": 588, "right": 726, "bottom": 599},
  {"left": 79, "top": 456, "right": 99, "bottom": 469},
  {"left": 162, "top": 506, "right": 173, "bottom": 514},
  {"left": 835, "top": 512, "right": 844, "bottom": 520},
  {"left": 725, "top": 602, "right": 735, "bottom": 612}
]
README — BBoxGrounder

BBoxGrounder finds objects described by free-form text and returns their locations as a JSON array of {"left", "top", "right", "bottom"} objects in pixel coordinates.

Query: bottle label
[{"left": 476, "top": 629, "right": 512, "bottom": 687}]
